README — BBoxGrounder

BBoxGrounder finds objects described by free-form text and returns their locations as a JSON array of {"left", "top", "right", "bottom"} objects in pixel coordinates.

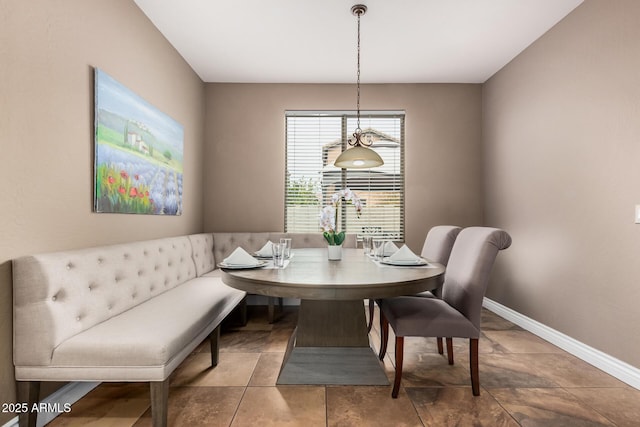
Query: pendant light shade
[
  {"left": 334, "top": 4, "right": 384, "bottom": 169},
  {"left": 334, "top": 141, "right": 384, "bottom": 169}
]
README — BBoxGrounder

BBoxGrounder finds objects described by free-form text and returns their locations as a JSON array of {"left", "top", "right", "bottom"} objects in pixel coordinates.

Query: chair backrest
[
  {"left": 420, "top": 225, "right": 462, "bottom": 265},
  {"left": 442, "top": 227, "right": 512, "bottom": 330}
]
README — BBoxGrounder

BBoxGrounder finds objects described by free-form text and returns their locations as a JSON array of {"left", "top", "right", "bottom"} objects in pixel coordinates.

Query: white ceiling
[{"left": 134, "top": 0, "right": 583, "bottom": 84}]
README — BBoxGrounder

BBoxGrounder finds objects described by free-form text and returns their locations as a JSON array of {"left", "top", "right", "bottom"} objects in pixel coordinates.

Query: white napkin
[
  {"left": 382, "top": 241, "right": 400, "bottom": 257},
  {"left": 387, "top": 244, "right": 422, "bottom": 262},
  {"left": 223, "top": 247, "right": 261, "bottom": 266},
  {"left": 255, "top": 241, "right": 274, "bottom": 257}
]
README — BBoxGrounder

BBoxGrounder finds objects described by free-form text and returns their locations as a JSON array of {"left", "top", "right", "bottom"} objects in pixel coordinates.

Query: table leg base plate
[{"left": 277, "top": 347, "right": 390, "bottom": 385}]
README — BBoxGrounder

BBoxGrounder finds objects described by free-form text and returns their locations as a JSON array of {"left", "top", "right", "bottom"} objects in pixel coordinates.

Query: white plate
[
  {"left": 217, "top": 260, "right": 267, "bottom": 269},
  {"left": 380, "top": 258, "right": 429, "bottom": 266}
]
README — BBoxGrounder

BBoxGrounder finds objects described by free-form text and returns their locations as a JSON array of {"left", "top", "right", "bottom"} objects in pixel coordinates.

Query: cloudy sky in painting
[{"left": 95, "top": 68, "right": 183, "bottom": 153}]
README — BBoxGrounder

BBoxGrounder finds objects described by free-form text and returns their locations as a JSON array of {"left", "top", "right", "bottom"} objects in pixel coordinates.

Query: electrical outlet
[{"left": 635, "top": 205, "right": 640, "bottom": 224}]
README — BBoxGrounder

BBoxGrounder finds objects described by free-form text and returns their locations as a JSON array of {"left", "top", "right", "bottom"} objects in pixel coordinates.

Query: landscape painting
[{"left": 94, "top": 68, "right": 183, "bottom": 215}]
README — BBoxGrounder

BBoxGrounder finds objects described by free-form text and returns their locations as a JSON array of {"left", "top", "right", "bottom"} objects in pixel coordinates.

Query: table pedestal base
[
  {"left": 277, "top": 347, "right": 389, "bottom": 385},
  {"left": 276, "top": 299, "right": 389, "bottom": 385}
]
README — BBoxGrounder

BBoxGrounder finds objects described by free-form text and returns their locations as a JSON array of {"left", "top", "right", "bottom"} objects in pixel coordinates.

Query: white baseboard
[
  {"left": 483, "top": 297, "right": 640, "bottom": 390},
  {"left": 2, "top": 382, "right": 99, "bottom": 427}
]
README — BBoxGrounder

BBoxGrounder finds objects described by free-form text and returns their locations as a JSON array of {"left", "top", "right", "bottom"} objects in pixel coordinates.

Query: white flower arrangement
[{"left": 320, "top": 188, "right": 362, "bottom": 246}]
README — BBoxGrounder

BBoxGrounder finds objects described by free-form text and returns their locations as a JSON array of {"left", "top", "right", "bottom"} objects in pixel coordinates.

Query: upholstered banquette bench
[{"left": 12, "top": 231, "right": 355, "bottom": 427}]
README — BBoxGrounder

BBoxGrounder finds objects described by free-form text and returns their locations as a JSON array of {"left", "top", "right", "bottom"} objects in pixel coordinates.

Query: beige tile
[
  {"left": 489, "top": 387, "right": 616, "bottom": 426},
  {"left": 480, "top": 309, "right": 522, "bottom": 331},
  {"left": 443, "top": 333, "right": 510, "bottom": 355},
  {"left": 220, "top": 330, "right": 271, "bottom": 353},
  {"left": 478, "top": 353, "right": 560, "bottom": 388},
  {"left": 263, "top": 327, "right": 294, "bottom": 352},
  {"left": 271, "top": 306, "right": 299, "bottom": 330},
  {"left": 480, "top": 351, "right": 624, "bottom": 389},
  {"left": 134, "top": 386, "right": 244, "bottom": 427},
  {"left": 407, "top": 387, "right": 519, "bottom": 427},
  {"left": 233, "top": 305, "right": 275, "bottom": 331},
  {"left": 397, "top": 352, "right": 473, "bottom": 387},
  {"left": 171, "top": 352, "right": 259, "bottom": 387},
  {"left": 248, "top": 352, "right": 285, "bottom": 386},
  {"left": 565, "top": 387, "right": 640, "bottom": 427},
  {"left": 523, "top": 353, "right": 627, "bottom": 388},
  {"left": 48, "top": 383, "right": 149, "bottom": 427},
  {"left": 227, "top": 322, "right": 273, "bottom": 332},
  {"left": 483, "top": 330, "right": 563, "bottom": 354},
  {"left": 50, "top": 416, "right": 141, "bottom": 427},
  {"left": 396, "top": 336, "right": 441, "bottom": 354},
  {"left": 327, "top": 386, "right": 422, "bottom": 427},
  {"left": 231, "top": 386, "right": 325, "bottom": 427}
]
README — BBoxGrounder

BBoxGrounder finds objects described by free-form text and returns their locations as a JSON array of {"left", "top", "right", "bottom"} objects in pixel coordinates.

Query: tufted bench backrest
[
  {"left": 188, "top": 233, "right": 215, "bottom": 276},
  {"left": 13, "top": 236, "right": 196, "bottom": 366},
  {"left": 212, "top": 233, "right": 271, "bottom": 264},
  {"left": 268, "top": 232, "right": 357, "bottom": 249},
  {"left": 211, "top": 232, "right": 358, "bottom": 266}
]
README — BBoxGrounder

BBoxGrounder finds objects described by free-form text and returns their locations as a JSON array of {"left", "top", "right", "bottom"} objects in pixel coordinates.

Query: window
[{"left": 285, "top": 111, "right": 405, "bottom": 241}]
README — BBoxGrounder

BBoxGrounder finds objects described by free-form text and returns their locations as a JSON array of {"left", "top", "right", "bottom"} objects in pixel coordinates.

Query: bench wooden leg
[
  {"left": 210, "top": 325, "right": 221, "bottom": 367},
  {"left": 268, "top": 297, "right": 283, "bottom": 323},
  {"left": 150, "top": 379, "right": 169, "bottom": 427},
  {"left": 239, "top": 297, "right": 248, "bottom": 326},
  {"left": 17, "top": 381, "right": 39, "bottom": 427},
  {"left": 268, "top": 297, "right": 276, "bottom": 323}
]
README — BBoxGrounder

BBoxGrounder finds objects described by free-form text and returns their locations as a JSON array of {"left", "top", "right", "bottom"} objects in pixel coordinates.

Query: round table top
[{"left": 221, "top": 248, "right": 445, "bottom": 300}]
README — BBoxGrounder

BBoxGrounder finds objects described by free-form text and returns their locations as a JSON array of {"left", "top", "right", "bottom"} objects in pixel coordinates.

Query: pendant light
[{"left": 334, "top": 4, "right": 384, "bottom": 169}]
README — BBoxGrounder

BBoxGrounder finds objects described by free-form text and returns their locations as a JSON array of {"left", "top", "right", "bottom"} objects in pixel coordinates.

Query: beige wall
[
  {"left": 0, "top": 0, "right": 205, "bottom": 420},
  {"left": 203, "top": 83, "right": 484, "bottom": 251},
  {"left": 483, "top": 0, "right": 640, "bottom": 368}
]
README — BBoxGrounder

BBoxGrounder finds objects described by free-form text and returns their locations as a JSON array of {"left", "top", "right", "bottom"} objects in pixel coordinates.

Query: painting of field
[{"left": 94, "top": 68, "right": 184, "bottom": 215}]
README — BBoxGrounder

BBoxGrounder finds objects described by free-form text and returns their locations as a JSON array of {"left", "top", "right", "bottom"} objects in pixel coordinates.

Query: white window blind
[{"left": 285, "top": 111, "right": 405, "bottom": 241}]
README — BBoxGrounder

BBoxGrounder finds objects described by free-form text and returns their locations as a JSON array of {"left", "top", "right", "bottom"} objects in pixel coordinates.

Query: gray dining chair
[
  {"left": 367, "top": 225, "right": 462, "bottom": 365},
  {"left": 377, "top": 226, "right": 512, "bottom": 398},
  {"left": 414, "top": 225, "right": 462, "bottom": 362}
]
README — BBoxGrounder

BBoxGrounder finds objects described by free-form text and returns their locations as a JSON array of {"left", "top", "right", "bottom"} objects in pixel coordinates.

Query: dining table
[{"left": 221, "top": 247, "right": 445, "bottom": 385}]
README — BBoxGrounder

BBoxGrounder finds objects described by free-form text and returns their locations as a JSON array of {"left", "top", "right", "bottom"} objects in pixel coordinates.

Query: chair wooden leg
[
  {"left": 17, "top": 381, "right": 39, "bottom": 427},
  {"left": 436, "top": 337, "right": 443, "bottom": 354},
  {"left": 209, "top": 325, "right": 221, "bottom": 367},
  {"left": 446, "top": 337, "right": 454, "bottom": 365},
  {"left": 470, "top": 338, "right": 480, "bottom": 396},
  {"left": 379, "top": 311, "right": 389, "bottom": 360},
  {"left": 367, "top": 299, "right": 375, "bottom": 332},
  {"left": 150, "top": 379, "right": 169, "bottom": 427},
  {"left": 392, "top": 336, "right": 404, "bottom": 398}
]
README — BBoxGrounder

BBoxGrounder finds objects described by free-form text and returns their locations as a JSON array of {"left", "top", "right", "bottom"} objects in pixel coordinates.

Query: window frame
[{"left": 285, "top": 110, "right": 405, "bottom": 242}]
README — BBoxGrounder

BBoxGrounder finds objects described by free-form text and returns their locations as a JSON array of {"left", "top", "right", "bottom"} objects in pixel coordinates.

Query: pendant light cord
[
  {"left": 335, "top": 4, "right": 383, "bottom": 168},
  {"left": 356, "top": 8, "right": 361, "bottom": 133}
]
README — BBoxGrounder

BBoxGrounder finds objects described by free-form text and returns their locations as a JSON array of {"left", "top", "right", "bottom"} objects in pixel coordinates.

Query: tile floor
[{"left": 49, "top": 305, "right": 640, "bottom": 426}]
